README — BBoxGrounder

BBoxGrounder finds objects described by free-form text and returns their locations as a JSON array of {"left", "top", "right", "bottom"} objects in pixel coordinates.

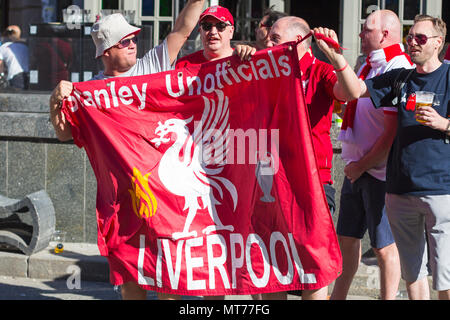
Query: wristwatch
[{"left": 446, "top": 119, "right": 450, "bottom": 136}]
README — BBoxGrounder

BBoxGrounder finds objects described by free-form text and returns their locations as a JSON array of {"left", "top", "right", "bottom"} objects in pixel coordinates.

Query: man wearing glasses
[
  {"left": 48, "top": 0, "right": 206, "bottom": 300},
  {"left": 331, "top": 9, "right": 413, "bottom": 300},
  {"left": 175, "top": 5, "right": 235, "bottom": 68},
  {"left": 360, "top": 14, "right": 450, "bottom": 300},
  {"left": 50, "top": 0, "right": 205, "bottom": 142}
]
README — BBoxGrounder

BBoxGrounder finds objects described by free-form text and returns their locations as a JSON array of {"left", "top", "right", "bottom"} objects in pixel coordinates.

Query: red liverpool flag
[{"left": 62, "top": 42, "right": 342, "bottom": 296}]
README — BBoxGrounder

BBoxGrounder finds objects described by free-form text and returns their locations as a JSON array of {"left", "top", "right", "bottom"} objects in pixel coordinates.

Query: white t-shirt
[
  {"left": 91, "top": 39, "right": 173, "bottom": 80},
  {"left": 0, "top": 41, "right": 29, "bottom": 80},
  {"left": 340, "top": 44, "right": 414, "bottom": 181}
]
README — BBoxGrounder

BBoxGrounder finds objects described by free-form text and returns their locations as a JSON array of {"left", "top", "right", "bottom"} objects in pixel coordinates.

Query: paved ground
[
  {"left": 0, "top": 242, "right": 437, "bottom": 301},
  {"left": 0, "top": 275, "right": 377, "bottom": 300},
  {"left": 0, "top": 275, "right": 120, "bottom": 300}
]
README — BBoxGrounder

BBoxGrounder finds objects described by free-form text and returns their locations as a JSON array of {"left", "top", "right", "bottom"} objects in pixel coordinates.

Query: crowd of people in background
[{"left": 0, "top": 25, "right": 29, "bottom": 89}]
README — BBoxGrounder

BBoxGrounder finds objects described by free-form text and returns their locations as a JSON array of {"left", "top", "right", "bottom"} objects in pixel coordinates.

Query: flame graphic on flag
[{"left": 128, "top": 167, "right": 157, "bottom": 219}]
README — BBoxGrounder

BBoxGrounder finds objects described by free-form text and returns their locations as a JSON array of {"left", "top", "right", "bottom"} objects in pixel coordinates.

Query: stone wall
[
  {"left": 0, "top": 92, "right": 97, "bottom": 243},
  {"left": 0, "top": 92, "right": 370, "bottom": 252}
]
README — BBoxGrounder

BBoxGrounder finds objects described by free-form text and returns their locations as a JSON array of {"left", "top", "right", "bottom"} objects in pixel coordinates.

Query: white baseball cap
[{"left": 91, "top": 13, "right": 141, "bottom": 58}]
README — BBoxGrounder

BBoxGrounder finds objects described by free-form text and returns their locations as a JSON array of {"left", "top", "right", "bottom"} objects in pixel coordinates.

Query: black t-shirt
[{"left": 365, "top": 63, "right": 450, "bottom": 196}]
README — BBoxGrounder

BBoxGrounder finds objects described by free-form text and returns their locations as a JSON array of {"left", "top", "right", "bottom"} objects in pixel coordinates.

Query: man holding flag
[
  {"left": 175, "top": 5, "right": 235, "bottom": 68},
  {"left": 266, "top": 17, "right": 361, "bottom": 221},
  {"left": 175, "top": 6, "right": 253, "bottom": 301},
  {"left": 49, "top": 0, "right": 206, "bottom": 300},
  {"left": 252, "top": 16, "right": 362, "bottom": 299},
  {"left": 50, "top": 0, "right": 205, "bottom": 143}
]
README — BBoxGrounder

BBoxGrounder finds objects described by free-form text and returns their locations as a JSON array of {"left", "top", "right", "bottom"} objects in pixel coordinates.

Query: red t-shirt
[
  {"left": 299, "top": 52, "right": 337, "bottom": 185},
  {"left": 175, "top": 50, "right": 209, "bottom": 69}
]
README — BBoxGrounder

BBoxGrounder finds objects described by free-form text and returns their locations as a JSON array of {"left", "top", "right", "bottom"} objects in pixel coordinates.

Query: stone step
[{"left": 335, "top": 257, "right": 439, "bottom": 300}]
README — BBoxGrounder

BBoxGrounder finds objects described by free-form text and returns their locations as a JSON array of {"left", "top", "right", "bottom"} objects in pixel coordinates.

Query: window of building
[
  {"left": 102, "top": 0, "right": 119, "bottom": 10},
  {"left": 140, "top": 0, "right": 173, "bottom": 45},
  {"left": 219, "top": 0, "right": 270, "bottom": 43}
]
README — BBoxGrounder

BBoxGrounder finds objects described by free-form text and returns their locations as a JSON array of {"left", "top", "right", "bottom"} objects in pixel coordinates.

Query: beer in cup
[{"left": 415, "top": 91, "right": 435, "bottom": 123}]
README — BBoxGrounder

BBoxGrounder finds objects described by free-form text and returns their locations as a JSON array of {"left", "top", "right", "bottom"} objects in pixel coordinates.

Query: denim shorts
[
  {"left": 323, "top": 183, "right": 336, "bottom": 215},
  {"left": 336, "top": 173, "right": 395, "bottom": 249}
]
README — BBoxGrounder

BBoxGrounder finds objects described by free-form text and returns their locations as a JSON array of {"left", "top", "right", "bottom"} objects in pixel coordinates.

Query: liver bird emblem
[{"left": 151, "top": 90, "right": 237, "bottom": 240}]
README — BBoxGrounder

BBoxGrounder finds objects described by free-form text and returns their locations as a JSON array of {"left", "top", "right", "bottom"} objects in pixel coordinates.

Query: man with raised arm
[
  {"left": 49, "top": 0, "right": 206, "bottom": 300},
  {"left": 261, "top": 16, "right": 361, "bottom": 299},
  {"left": 359, "top": 14, "right": 450, "bottom": 300},
  {"left": 50, "top": 0, "right": 205, "bottom": 144},
  {"left": 331, "top": 10, "right": 413, "bottom": 300}
]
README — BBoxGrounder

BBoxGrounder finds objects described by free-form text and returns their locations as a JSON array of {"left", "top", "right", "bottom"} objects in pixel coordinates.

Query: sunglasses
[
  {"left": 200, "top": 22, "right": 230, "bottom": 32},
  {"left": 115, "top": 36, "right": 138, "bottom": 49},
  {"left": 258, "top": 22, "right": 271, "bottom": 29},
  {"left": 406, "top": 34, "right": 439, "bottom": 46}
]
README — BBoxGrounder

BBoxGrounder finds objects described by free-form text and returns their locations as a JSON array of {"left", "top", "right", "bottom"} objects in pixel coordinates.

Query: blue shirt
[{"left": 365, "top": 63, "right": 450, "bottom": 196}]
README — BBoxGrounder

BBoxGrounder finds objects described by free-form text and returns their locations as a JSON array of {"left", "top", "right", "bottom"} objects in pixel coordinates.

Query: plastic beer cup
[{"left": 415, "top": 91, "right": 435, "bottom": 123}]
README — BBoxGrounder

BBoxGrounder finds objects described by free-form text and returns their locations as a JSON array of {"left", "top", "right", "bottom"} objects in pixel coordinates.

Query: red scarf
[
  {"left": 340, "top": 57, "right": 371, "bottom": 131},
  {"left": 340, "top": 44, "right": 408, "bottom": 134}
]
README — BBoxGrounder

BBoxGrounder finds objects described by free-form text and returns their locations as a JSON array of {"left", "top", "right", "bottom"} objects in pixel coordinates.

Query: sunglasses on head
[
  {"left": 259, "top": 22, "right": 271, "bottom": 29},
  {"left": 200, "top": 21, "right": 230, "bottom": 32},
  {"left": 406, "top": 33, "right": 439, "bottom": 46},
  {"left": 116, "top": 36, "right": 138, "bottom": 49}
]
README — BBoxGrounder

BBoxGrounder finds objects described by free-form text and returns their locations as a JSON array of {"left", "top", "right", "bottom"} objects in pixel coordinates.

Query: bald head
[
  {"left": 268, "top": 16, "right": 311, "bottom": 56},
  {"left": 360, "top": 10, "right": 401, "bottom": 54},
  {"left": 276, "top": 17, "right": 310, "bottom": 40}
]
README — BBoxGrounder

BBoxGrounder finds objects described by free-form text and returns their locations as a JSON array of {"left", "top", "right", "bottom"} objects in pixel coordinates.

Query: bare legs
[
  {"left": 121, "top": 282, "right": 147, "bottom": 300},
  {"left": 373, "top": 243, "right": 401, "bottom": 299},
  {"left": 330, "top": 236, "right": 361, "bottom": 300},
  {"left": 330, "top": 236, "right": 400, "bottom": 300}
]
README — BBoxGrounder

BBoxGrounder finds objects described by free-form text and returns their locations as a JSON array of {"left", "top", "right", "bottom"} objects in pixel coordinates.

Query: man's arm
[
  {"left": 344, "top": 112, "right": 397, "bottom": 183},
  {"left": 166, "top": 0, "right": 205, "bottom": 65},
  {"left": 312, "top": 27, "right": 361, "bottom": 102},
  {"left": 331, "top": 55, "right": 362, "bottom": 102},
  {"left": 234, "top": 44, "right": 257, "bottom": 61},
  {"left": 49, "top": 80, "right": 73, "bottom": 141},
  {"left": 358, "top": 80, "right": 370, "bottom": 98}
]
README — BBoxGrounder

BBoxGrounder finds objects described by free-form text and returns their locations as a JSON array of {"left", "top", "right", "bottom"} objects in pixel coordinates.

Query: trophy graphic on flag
[{"left": 255, "top": 151, "right": 275, "bottom": 203}]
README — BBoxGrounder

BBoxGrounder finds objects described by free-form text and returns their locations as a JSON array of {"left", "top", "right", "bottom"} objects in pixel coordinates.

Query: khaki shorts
[{"left": 385, "top": 193, "right": 450, "bottom": 291}]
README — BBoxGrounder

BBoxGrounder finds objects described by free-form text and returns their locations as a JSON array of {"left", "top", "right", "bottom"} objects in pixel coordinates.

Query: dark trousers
[{"left": 9, "top": 72, "right": 29, "bottom": 89}]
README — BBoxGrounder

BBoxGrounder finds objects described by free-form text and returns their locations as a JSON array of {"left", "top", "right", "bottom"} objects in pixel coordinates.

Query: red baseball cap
[{"left": 199, "top": 5, "right": 234, "bottom": 26}]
